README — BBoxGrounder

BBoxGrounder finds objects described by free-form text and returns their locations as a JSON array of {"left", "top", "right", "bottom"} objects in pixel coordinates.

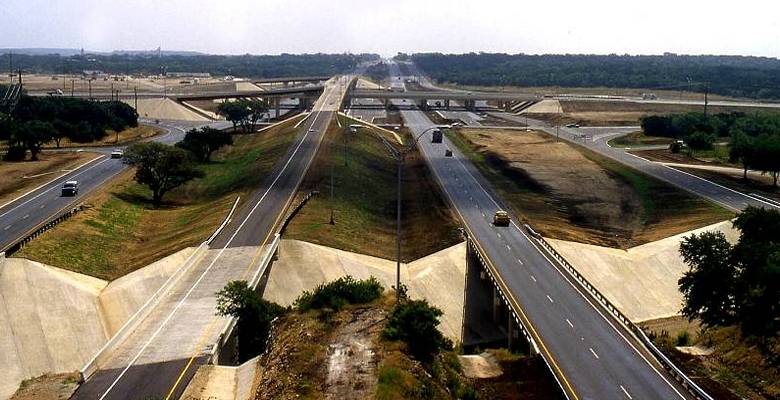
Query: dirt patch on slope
[
  {"left": 462, "top": 129, "right": 643, "bottom": 247},
  {"left": 451, "top": 129, "right": 732, "bottom": 247},
  {"left": 10, "top": 373, "right": 80, "bottom": 400}
]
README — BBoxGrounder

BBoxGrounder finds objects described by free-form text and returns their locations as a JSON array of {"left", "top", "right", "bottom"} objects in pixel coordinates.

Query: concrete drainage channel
[{"left": 79, "top": 196, "right": 241, "bottom": 381}]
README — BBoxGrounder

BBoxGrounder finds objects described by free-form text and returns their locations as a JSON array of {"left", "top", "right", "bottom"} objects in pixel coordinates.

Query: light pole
[{"left": 377, "top": 125, "right": 446, "bottom": 301}]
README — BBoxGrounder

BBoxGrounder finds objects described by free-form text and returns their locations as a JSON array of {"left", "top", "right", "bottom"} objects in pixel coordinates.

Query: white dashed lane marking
[
  {"left": 589, "top": 348, "right": 600, "bottom": 359},
  {"left": 546, "top": 295, "right": 554, "bottom": 303},
  {"left": 566, "top": 319, "right": 573, "bottom": 328}
]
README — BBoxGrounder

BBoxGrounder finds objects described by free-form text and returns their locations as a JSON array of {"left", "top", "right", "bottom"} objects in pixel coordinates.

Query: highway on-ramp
[
  {"left": 0, "top": 119, "right": 232, "bottom": 254},
  {"left": 501, "top": 113, "right": 777, "bottom": 212},
  {"left": 72, "top": 76, "right": 350, "bottom": 400}
]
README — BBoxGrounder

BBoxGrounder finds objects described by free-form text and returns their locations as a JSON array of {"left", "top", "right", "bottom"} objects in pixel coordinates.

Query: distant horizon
[{"left": 2, "top": 47, "right": 779, "bottom": 60}]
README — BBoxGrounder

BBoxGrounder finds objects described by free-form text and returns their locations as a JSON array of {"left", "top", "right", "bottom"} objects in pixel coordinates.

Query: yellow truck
[{"left": 493, "top": 210, "right": 510, "bottom": 226}]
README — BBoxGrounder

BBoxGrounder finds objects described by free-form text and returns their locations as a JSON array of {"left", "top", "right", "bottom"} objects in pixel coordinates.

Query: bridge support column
[
  {"left": 273, "top": 98, "right": 280, "bottom": 119},
  {"left": 444, "top": 99, "right": 451, "bottom": 110},
  {"left": 462, "top": 238, "right": 510, "bottom": 348},
  {"left": 464, "top": 99, "right": 476, "bottom": 110},
  {"left": 417, "top": 99, "right": 429, "bottom": 111}
]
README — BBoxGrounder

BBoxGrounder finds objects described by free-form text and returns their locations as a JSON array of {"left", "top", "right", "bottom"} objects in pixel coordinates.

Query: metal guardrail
[
  {"left": 529, "top": 227, "right": 713, "bottom": 400},
  {"left": 2, "top": 204, "right": 85, "bottom": 255},
  {"left": 79, "top": 196, "right": 241, "bottom": 380}
]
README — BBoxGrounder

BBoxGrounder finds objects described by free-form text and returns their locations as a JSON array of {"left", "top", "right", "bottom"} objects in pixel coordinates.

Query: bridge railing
[{"left": 528, "top": 226, "right": 714, "bottom": 400}]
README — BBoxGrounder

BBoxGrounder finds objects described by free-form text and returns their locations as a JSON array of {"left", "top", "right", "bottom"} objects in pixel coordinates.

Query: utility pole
[
  {"left": 111, "top": 83, "right": 114, "bottom": 101},
  {"left": 70, "top": 79, "right": 74, "bottom": 97},
  {"left": 395, "top": 153, "right": 403, "bottom": 300},
  {"left": 703, "top": 83, "right": 709, "bottom": 119},
  {"left": 88, "top": 80, "right": 92, "bottom": 100},
  {"left": 329, "top": 135, "right": 335, "bottom": 225},
  {"left": 134, "top": 86, "right": 138, "bottom": 110}
]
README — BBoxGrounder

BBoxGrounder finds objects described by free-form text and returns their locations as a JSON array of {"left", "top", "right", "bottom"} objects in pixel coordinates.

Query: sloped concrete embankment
[{"left": 0, "top": 247, "right": 197, "bottom": 399}]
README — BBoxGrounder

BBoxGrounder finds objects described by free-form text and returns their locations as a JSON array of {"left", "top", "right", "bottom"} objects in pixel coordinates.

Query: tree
[
  {"left": 123, "top": 142, "right": 204, "bottom": 205},
  {"left": 216, "top": 280, "right": 285, "bottom": 361},
  {"left": 729, "top": 129, "right": 754, "bottom": 180},
  {"left": 176, "top": 127, "right": 233, "bottom": 162},
  {"left": 383, "top": 299, "right": 452, "bottom": 362},
  {"left": 679, "top": 207, "right": 780, "bottom": 337},
  {"left": 751, "top": 134, "right": 780, "bottom": 186},
  {"left": 679, "top": 231, "right": 738, "bottom": 327},
  {"left": 685, "top": 131, "right": 715, "bottom": 154},
  {"left": 14, "top": 120, "right": 54, "bottom": 160},
  {"left": 51, "top": 119, "right": 76, "bottom": 148},
  {"left": 244, "top": 99, "right": 269, "bottom": 132},
  {"left": 217, "top": 101, "right": 250, "bottom": 132}
]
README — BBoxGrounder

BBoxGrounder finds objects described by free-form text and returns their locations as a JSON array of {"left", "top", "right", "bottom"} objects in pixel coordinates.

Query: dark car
[{"left": 61, "top": 181, "right": 79, "bottom": 196}]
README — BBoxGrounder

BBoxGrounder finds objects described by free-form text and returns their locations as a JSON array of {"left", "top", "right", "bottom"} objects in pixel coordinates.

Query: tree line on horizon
[
  {"left": 0, "top": 53, "right": 377, "bottom": 78},
  {"left": 408, "top": 53, "right": 780, "bottom": 99}
]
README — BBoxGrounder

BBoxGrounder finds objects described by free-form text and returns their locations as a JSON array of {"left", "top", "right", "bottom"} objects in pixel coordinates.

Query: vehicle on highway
[
  {"left": 61, "top": 181, "right": 79, "bottom": 196},
  {"left": 493, "top": 210, "right": 510, "bottom": 226},
  {"left": 445, "top": 149, "right": 453, "bottom": 157},
  {"left": 451, "top": 122, "right": 463, "bottom": 127},
  {"left": 110, "top": 149, "right": 123, "bottom": 159},
  {"left": 432, "top": 129, "right": 443, "bottom": 143},
  {"left": 566, "top": 123, "right": 580, "bottom": 128}
]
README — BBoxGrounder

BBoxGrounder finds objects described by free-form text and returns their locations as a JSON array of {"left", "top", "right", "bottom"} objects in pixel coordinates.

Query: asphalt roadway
[
  {"left": 0, "top": 119, "right": 232, "bottom": 253},
  {"left": 403, "top": 107, "right": 693, "bottom": 399},
  {"left": 72, "top": 75, "right": 348, "bottom": 400}
]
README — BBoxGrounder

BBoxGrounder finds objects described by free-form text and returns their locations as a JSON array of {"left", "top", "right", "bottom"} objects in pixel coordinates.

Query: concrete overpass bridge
[
  {"left": 348, "top": 88, "right": 539, "bottom": 110},
  {"left": 254, "top": 75, "right": 330, "bottom": 86},
  {"left": 172, "top": 85, "right": 324, "bottom": 114}
]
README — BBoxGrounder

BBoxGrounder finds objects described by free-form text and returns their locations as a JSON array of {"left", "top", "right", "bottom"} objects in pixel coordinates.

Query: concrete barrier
[{"left": 79, "top": 196, "right": 241, "bottom": 380}]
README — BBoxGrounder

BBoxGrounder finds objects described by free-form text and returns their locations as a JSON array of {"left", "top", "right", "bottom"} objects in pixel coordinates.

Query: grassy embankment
[
  {"left": 445, "top": 128, "right": 733, "bottom": 247},
  {"left": 285, "top": 114, "right": 461, "bottom": 261},
  {"left": 17, "top": 116, "right": 305, "bottom": 280},
  {"left": 641, "top": 317, "right": 780, "bottom": 399},
  {"left": 44, "top": 125, "right": 164, "bottom": 149},
  {"left": 607, "top": 131, "right": 673, "bottom": 148}
]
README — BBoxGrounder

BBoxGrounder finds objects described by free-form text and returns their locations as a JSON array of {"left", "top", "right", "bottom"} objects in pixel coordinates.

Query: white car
[{"left": 110, "top": 149, "right": 123, "bottom": 159}]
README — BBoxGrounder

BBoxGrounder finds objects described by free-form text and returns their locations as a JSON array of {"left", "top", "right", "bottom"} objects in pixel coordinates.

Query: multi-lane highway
[
  {"left": 380, "top": 65, "right": 696, "bottom": 399},
  {"left": 0, "top": 119, "right": 231, "bottom": 253},
  {"left": 73, "top": 75, "right": 350, "bottom": 400},
  {"left": 403, "top": 107, "right": 692, "bottom": 400}
]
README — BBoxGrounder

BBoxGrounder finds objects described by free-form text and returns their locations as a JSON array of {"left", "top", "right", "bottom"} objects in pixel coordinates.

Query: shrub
[
  {"left": 294, "top": 275, "right": 383, "bottom": 311},
  {"left": 676, "top": 331, "right": 692, "bottom": 346},
  {"left": 383, "top": 299, "right": 453, "bottom": 362}
]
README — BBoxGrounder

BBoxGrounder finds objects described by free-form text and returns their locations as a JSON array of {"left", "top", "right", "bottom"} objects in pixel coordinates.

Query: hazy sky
[{"left": 2, "top": 0, "right": 779, "bottom": 57}]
